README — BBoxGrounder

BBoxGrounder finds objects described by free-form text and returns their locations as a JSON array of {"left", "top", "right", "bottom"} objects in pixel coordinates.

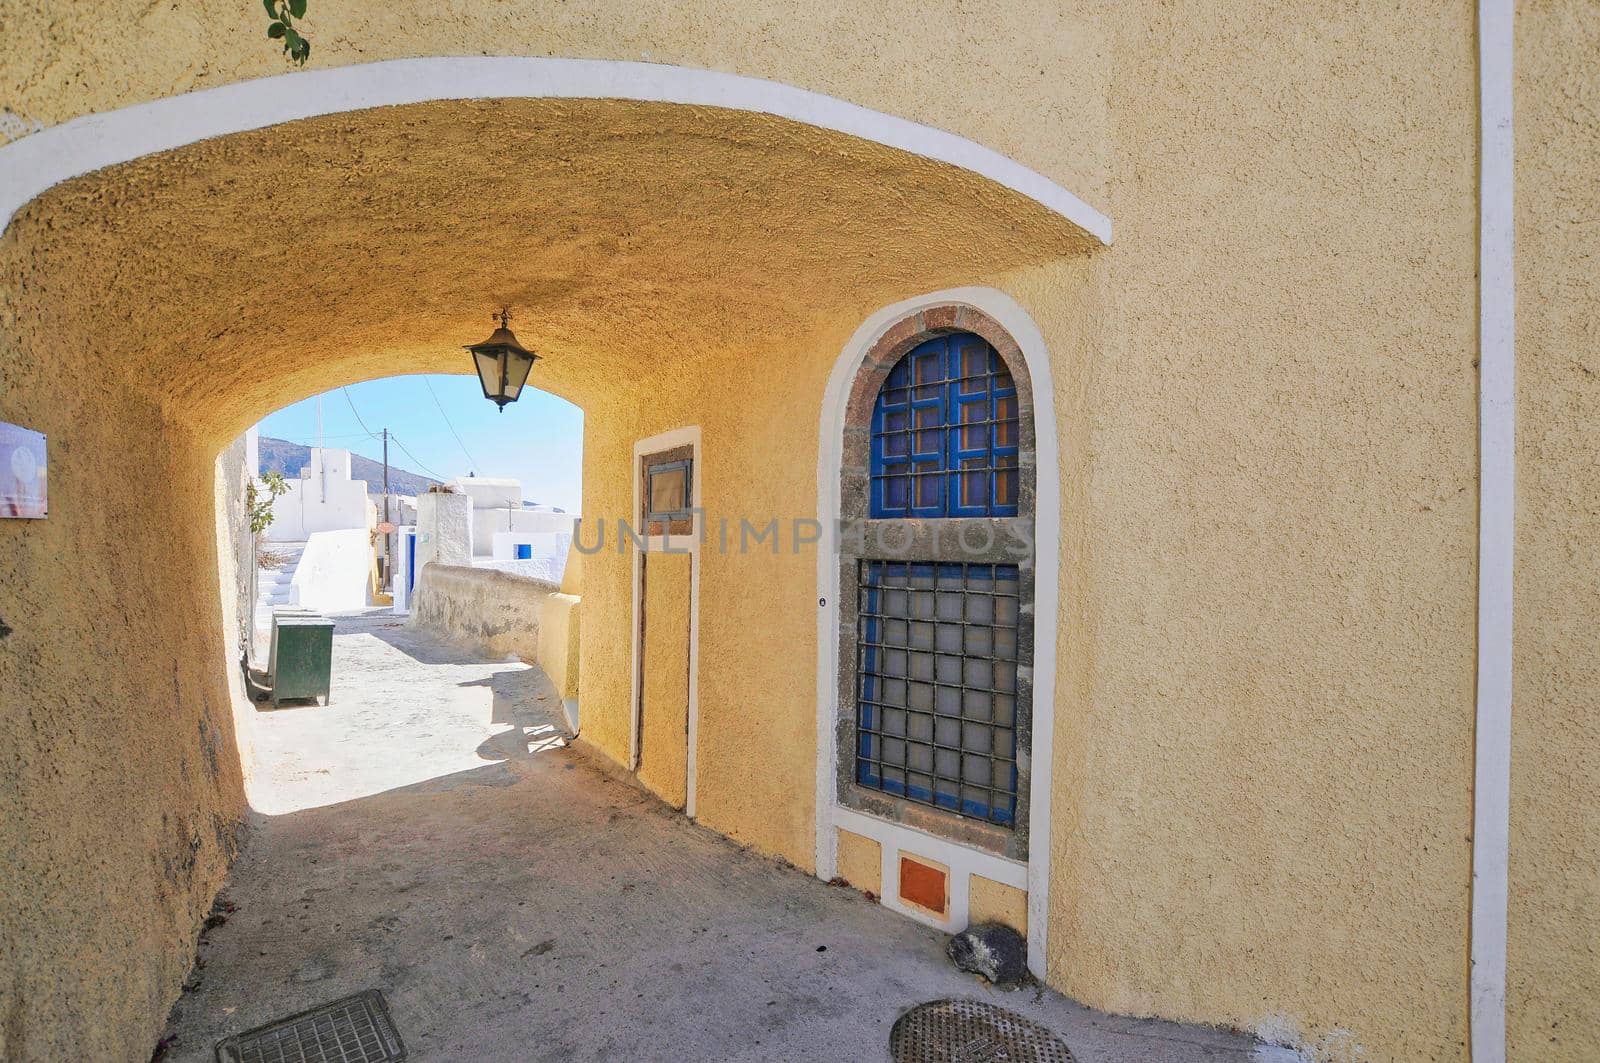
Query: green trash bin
[
  {"left": 267, "top": 613, "right": 335, "bottom": 708},
  {"left": 266, "top": 608, "right": 317, "bottom": 670}
]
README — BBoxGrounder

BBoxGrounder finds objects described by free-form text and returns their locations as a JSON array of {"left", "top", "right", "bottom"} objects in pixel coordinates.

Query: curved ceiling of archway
[
  {"left": 0, "top": 58, "right": 1112, "bottom": 243},
  {"left": 0, "top": 93, "right": 1102, "bottom": 445}
]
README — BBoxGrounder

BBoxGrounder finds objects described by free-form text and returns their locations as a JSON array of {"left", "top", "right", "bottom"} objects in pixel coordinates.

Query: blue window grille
[
  {"left": 856, "top": 560, "right": 1020, "bottom": 825},
  {"left": 870, "top": 333, "right": 1019, "bottom": 519},
  {"left": 514, "top": 543, "right": 533, "bottom": 560}
]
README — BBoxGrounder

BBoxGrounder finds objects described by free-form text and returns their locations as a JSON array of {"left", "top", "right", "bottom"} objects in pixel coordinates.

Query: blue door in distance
[{"left": 406, "top": 532, "right": 417, "bottom": 594}]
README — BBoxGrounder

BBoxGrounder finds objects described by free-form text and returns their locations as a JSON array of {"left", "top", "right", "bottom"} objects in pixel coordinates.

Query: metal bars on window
[
  {"left": 870, "top": 334, "right": 1019, "bottom": 519},
  {"left": 856, "top": 560, "right": 1020, "bottom": 825}
]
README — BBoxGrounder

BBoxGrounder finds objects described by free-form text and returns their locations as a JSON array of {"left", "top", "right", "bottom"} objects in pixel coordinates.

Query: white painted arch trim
[
  {"left": 0, "top": 56, "right": 1111, "bottom": 244},
  {"left": 815, "top": 287, "right": 1061, "bottom": 981},
  {"left": 1471, "top": 3, "right": 1515, "bottom": 1061}
]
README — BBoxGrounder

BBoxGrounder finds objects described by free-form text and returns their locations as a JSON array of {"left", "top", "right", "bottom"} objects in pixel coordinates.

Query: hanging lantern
[{"left": 465, "top": 307, "right": 539, "bottom": 411}]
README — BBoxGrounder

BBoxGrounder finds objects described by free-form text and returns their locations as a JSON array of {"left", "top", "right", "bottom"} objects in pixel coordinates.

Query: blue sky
[{"left": 258, "top": 374, "right": 583, "bottom": 513}]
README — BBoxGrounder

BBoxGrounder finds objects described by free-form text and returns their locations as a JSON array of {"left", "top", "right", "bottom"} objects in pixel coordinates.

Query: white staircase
[{"left": 254, "top": 542, "right": 307, "bottom": 633}]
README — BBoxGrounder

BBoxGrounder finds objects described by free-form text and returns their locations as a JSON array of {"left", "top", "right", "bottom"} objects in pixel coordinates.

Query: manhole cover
[
  {"left": 889, "top": 999, "right": 1076, "bottom": 1063},
  {"left": 215, "top": 989, "right": 405, "bottom": 1063}
]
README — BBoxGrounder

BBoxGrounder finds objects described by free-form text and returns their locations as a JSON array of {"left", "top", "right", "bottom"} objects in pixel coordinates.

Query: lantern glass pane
[
  {"left": 472, "top": 348, "right": 503, "bottom": 401},
  {"left": 502, "top": 348, "right": 536, "bottom": 401}
]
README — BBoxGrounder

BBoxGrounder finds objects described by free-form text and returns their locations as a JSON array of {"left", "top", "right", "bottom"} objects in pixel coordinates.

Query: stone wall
[
  {"left": 215, "top": 433, "right": 256, "bottom": 668},
  {"left": 409, "top": 563, "right": 558, "bottom": 663}
]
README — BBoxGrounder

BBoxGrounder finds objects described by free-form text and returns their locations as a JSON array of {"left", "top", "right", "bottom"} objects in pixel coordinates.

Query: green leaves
[
  {"left": 246, "top": 471, "right": 290, "bottom": 534},
  {"left": 260, "top": 0, "right": 312, "bottom": 67}
]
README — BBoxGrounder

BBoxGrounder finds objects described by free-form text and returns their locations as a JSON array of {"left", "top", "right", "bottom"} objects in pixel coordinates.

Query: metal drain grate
[
  {"left": 889, "top": 999, "right": 1075, "bottom": 1063},
  {"left": 215, "top": 989, "right": 405, "bottom": 1063}
]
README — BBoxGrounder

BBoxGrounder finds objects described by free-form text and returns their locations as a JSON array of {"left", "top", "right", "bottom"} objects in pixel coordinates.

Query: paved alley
[{"left": 161, "top": 611, "right": 1276, "bottom": 1062}]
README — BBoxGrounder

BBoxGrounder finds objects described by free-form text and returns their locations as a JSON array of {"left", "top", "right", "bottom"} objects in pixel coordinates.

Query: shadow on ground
[{"left": 165, "top": 611, "right": 1274, "bottom": 1062}]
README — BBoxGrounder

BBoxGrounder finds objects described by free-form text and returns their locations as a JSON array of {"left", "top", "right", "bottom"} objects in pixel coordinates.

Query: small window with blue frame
[{"left": 869, "top": 333, "right": 1019, "bottom": 520}]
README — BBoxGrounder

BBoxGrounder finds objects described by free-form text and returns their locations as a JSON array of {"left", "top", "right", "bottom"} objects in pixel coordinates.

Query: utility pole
[
  {"left": 316, "top": 395, "right": 326, "bottom": 503},
  {"left": 382, "top": 428, "right": 392, "bottom": 587}
]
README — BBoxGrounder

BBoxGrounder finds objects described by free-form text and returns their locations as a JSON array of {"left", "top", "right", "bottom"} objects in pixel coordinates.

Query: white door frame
[{"left": 629, "top": 426, "right": 703, "bottom": 817}]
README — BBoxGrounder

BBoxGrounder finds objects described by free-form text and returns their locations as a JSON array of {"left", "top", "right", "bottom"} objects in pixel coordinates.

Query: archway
[{"left": 0, "top": 70, "right": 1106, "bottom": 1059}]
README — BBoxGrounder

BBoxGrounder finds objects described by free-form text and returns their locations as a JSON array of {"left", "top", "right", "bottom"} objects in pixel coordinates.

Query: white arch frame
[
  {"left": 0, "top": 57, "right": 1111, "bottom": 243},
  {"left": 815, "top": 286, "right": 1062, "bottom": 980}
]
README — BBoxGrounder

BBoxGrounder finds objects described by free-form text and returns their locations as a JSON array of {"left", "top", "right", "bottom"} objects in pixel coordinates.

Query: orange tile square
[{"left": 898, "top": 855, "right": 949, "bottom": 916}]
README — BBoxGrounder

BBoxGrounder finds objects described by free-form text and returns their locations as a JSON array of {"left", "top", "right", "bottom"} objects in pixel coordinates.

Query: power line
[
  {"left": 268, "top": 431, "right": 447, "bottom": 485},
  {"left": 340, "top": 386, "right": 383, "bottom": 444},
  {"left": 258, "top": 436, "right": 393, "bottom": 474},
  {"left": 386, "top": 433, "right": 449, "bottom": 483},
  {"left": 319, "top": 385, "right": 453, "bottom": 484},
  {"left": 421, "top": 376, "right": 480, "bottom": 473},
  {"left": 261, "top": 431, "right": 370, "bottom": 443}
]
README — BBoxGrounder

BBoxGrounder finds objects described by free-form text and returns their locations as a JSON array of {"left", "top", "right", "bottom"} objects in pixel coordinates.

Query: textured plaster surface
[
  {"left": 1508, "top": 4, "right": 1600, "bottom": 1060},
  {"left": 1028, "top": 6, "right": 1483, "bottom": 1059},
  {"left": 0, "top": 94, "right": 1068, "bottom": 1054},
  {"left": 0, "top": 99, "right": 1085, "bottom": 447},
  {"left": 159, "top": 611, "right": 1269, "bottom": 1063},
  {"left": 408, "top": 563, "right": 557, "bottom": 664},
  {"left": 0, "top": 0, "right": 1111, "bottom": 198},
  {"left": 836, "top": 828, "right": 883, "bottom": 895},
  {"left": 215, "top": 435, "right": 256, "bottom": 675},
  {"left": 0, "top": 395, "right": 247, "bottom": 1062},
  {"left": 413, "top": 491, "right": 471, "bottom": 570},
  {"left": 1, "top": 4, "right": 1583, "bottom": 1060},
  {"left": 637, "top": 551, "right": 691, "bottom": 810},
  {"left": 970, "top": 875, "right": 1028, "bottom": 936},
  {"left": 537, "top": 592, "right": 581, "bottom": 702}
]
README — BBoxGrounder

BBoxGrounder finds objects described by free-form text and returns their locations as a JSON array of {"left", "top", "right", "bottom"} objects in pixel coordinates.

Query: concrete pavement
[{"left": 161, "top": 610, "right": 1281, "bottom": 1062}]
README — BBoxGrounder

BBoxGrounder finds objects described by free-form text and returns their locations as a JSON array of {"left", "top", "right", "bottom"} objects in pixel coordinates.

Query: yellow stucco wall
[
  {"left": 2, "top": 5, "right": 1593, "bottom": 1061},
  {"left": 969, "top": 876, "right": 1027, "bottom": 935},
  {"left": 1507, "top": 4, "right": 1600, "bottom": 1061},
  {"left": 537, "top": 593, "right": 582, "bottom": 703},
  {"left": 0, "top": 387, "right": 246, "bottom": 1060},
  {"left": 0, "top": 0, "right": 1111, "bottom": 200},
  {"left": 1041, "top": 7, "right": 1482, "bottom": 1059},
  {"left": 836, "top": 830, "right": 882, "bottom": 895},
  {"left": 637, "top": 551, "right": 692, "bottom": 810}
]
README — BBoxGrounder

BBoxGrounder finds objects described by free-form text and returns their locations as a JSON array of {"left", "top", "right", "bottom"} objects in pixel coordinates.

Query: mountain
[{"left": 258, "top": 436, "right": 441, "bottom": 498}]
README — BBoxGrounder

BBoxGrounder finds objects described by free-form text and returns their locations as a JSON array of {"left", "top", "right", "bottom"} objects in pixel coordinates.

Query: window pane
[
  {"left": 648, "top": 465, "right": 687, "bottom": 515},
  {"left": 883, "top": 475, "right": 910, "bottom": 511},
  {"left": 856, "top": 560, "right": 1022, "bottom": 825},
  {"left": 869, "top": 332, "right": 1020, "bottom": 518}
]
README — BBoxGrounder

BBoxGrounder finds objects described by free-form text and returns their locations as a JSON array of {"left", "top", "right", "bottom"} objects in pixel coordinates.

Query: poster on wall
[{"left": 0, "top": 422, "right": 47, "bottom": 518}]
